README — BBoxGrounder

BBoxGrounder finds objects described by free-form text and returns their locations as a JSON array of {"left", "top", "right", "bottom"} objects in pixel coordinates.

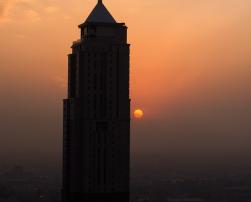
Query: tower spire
[{"left": 84, "top": 0, "right": 116, "bottom": 23}]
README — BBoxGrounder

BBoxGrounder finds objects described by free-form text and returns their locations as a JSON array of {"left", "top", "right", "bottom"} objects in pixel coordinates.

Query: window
[{"left": 84, "top": 27, "right": 88, "bottom": 35}]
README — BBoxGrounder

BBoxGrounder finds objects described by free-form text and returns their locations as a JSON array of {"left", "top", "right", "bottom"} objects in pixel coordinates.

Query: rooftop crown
[{"left": 85, "top": 0, "right": 116, "bottom": 23}]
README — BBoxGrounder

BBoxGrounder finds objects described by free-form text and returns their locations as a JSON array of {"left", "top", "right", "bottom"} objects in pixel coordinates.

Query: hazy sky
[{"left": 0, "top": 0, "right": 251, "bottom": 166}]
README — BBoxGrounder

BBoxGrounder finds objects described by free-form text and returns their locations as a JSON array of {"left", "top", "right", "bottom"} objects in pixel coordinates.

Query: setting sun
[{"left": 134, "top": 109, "right": 144, "bottom": 119}]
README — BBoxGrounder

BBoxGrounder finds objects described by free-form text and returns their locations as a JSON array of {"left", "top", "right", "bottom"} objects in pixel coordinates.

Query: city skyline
[{"left": 0, "top": 1, "right": 251, "bottom": 201}]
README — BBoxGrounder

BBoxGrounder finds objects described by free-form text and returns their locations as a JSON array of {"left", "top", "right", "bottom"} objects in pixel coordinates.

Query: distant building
[
  {"left": 0, "top": 196, "right": 19, "bottom": 202},
  {"left": 62, "top": 0, "right": 130, "bottom": 202},
  {"left": 168, "top": 198, "right": 206, "bottom": 202}
]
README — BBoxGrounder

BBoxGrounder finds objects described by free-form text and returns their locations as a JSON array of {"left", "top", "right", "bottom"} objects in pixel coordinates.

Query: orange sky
[{"left": 0, "top": 0, "right": 251, "bottom": 164}]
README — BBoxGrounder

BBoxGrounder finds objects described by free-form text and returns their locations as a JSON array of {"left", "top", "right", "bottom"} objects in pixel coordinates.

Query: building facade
[{"left": 62, "top": 1, "right": 130, "bottom": 201}]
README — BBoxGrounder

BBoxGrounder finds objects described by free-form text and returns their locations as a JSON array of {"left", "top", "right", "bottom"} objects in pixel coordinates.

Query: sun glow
[{"left": 134, "top": 109, "right": 144, "bottom": 119}]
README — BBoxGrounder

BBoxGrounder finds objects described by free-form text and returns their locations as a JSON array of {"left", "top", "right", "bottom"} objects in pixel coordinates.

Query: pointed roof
[{"left": 85, "top": 0, "right": 116, "bottom": 23}]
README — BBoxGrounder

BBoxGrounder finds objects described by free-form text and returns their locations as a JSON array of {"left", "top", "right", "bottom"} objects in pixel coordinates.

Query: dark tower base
[{"left": 62, "top": 190, "right": 129, "bottom": 202}]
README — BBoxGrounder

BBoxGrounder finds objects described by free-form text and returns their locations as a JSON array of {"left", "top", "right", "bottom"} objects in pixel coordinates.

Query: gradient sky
[{"left": 0, "top": 0, "right": 251, "bottom": 166}]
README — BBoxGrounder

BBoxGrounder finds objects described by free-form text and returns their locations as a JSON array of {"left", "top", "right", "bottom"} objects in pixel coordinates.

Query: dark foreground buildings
[{"left": 62, "top": 0, "right": 130, "bottom": 201}]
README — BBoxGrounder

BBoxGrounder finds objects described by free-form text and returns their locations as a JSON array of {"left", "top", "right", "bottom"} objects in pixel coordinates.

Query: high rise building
[{"left": 62, "top": 0, "right": 130, "bottom": 201}]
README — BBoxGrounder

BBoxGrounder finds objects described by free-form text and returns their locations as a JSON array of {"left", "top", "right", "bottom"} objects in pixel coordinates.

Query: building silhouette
[{"left": 62, "top": 0, "right": 130, "bottom": 201}]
